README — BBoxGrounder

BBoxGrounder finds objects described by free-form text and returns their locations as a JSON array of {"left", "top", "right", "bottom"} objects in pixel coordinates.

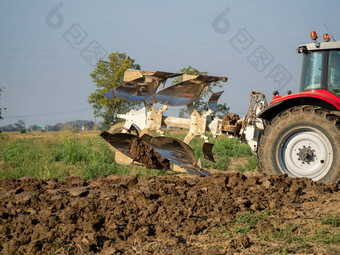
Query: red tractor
[{"left": 256, "top": 31, "right": 340, "bottom": 184}]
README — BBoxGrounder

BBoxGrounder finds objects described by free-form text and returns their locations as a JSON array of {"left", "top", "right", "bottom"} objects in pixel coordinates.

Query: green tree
[
  {"left": 29, "top": 125, "right": 39, "bottom": 131},
  {"left": 14, "top": 120, "right": 25, "bottom": 130},
  {"left": 88, "top": 52, "right": 141, "bottom": 128},
  {"left": 173, "top": 66, "right": 229, "bottom": 117}
]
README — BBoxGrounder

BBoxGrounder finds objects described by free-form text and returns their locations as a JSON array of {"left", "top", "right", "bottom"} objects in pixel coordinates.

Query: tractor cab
[{"left": 297, "top": 32, "right": 340, "bottom": 97}]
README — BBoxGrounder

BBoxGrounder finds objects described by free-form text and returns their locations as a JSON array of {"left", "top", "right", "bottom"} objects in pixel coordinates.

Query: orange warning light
[
  {"left": 323, "top": 33, "right": 330, "bottom": 42},
  {"left": 310, "top": 31, "right": 318, "bottom": 41}
]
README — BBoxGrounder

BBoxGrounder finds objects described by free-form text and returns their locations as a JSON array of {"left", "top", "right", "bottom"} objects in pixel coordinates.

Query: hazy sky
[{"left": 1, "top": 0, "right": 340, "bottom": 127}]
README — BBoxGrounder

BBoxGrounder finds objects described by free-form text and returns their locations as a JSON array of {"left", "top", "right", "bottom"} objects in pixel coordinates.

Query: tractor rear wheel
[{"left": 258, "top": 106, "right": 340, "bottom": 184}]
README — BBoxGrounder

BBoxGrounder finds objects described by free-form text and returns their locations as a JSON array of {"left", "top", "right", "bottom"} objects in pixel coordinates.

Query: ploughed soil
[
  {"left": 128, "top": 135, "right": 170, "bottom": 170},
  {"left": 1, "top": 173, "right": 340, "bottom": 255}
]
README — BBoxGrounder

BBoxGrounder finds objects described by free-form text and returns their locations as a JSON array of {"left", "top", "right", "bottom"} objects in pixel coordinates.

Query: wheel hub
[
  {"left": 297, "top": 146, "right": 315, "bottom": 164},
  {"left": 278, "top": 128, "right": 333, "bottom": 181}
]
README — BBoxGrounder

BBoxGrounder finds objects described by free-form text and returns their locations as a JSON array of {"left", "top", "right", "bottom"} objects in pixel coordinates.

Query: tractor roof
[{"left": 297, "top": 41, "right": 340, "bottom": 53}]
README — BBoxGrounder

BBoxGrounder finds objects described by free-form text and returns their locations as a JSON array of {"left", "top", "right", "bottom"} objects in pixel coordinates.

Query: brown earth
[
  {"left": 0, "top": 173, "right": 339, "bottom": 255},
  {"left": 128, "top": 136, "right": 170, "bottom": 170}
]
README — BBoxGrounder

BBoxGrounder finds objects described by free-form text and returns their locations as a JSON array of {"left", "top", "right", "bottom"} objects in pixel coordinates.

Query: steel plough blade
[
  {"left": 113, "top": 71, "right": 182, "bottom": 102},
  {"left": 155, "top": 82, "right": 205, "bottom": 106},
  {"left": 100, "top": 132, "right": 170, "bottom": 170},
  {"left": 151, "top": 71, "right": 182, "bottom": 79},
  {"left": 150, "top": 137, "right": 211, "bottom": 176},
  {"left": 114, "top": 77, "right": 157, "bottom": 102},
  {"left": 202, "top": 143, "right": 216, "bottom": 163},
  {"left": 100, "top": 132, "right": 136, "bottom": 157},
  {"left": 208, "top": 91, "right": 224, "bottom": 111},
  {"left": 114, "top": 85, "right": 152, "bottom": 102},
  {"left": 155, "top": 75, "right": 227, "bottom": 106},
  {"left": 104, "top": 90, "right": 114, "bottom": 99}
]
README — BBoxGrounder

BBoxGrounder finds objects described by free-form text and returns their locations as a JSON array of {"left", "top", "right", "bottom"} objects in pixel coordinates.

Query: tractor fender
[{"left": 258, "top": 91, "right": 340, "bottom": 121}]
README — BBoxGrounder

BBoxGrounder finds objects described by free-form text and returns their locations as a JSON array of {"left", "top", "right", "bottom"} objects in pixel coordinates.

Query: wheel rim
[{"left": 277, "top": 127, "right": 333, "bottom": 181}]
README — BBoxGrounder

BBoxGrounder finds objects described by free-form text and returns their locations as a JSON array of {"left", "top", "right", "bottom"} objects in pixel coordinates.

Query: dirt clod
[{"left": 128, "top": 136, "right": 170, "bottom": 169}]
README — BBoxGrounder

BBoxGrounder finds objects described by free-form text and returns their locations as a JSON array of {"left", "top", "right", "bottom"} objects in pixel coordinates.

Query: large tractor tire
[
  {"left": 258, "top": 106, "right": 340, "bottom": 184},
  {"left": 108, "top": 122, "right": 139, "bottom": 136}
]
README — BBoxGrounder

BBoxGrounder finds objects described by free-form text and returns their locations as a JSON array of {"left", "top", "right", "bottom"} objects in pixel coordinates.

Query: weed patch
[{"left": 320, "top": 214, "right": 340, "bottom": 227}]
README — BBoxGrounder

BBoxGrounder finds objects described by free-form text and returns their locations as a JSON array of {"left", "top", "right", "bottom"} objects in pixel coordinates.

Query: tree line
[{"left": 0, "top": 120, "right": 98, "bottom": 133}]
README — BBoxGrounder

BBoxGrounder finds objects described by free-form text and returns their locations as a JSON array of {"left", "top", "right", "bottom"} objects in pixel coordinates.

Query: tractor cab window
[
  {"left": 300, "top": 51, "right": 323, "bottom": 91},
  {"left": 328, "top": 50, "right": 340, "bottom": 97}
]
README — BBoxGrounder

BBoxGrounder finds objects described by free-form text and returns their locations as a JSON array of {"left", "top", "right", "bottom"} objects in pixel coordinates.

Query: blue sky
[{"left": 1, "top": 0, "right": 339, "bottom": 127}]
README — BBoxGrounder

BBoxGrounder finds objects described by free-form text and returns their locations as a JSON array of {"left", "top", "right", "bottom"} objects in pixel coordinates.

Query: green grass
[
  {"left": 0, "top": 132, "right": 165, "bottom": 180},
  {"left": 320, "top": 214, "right": 340, "bottom": 227},
  {"left": 212, "top": 212, "right": 340, "bottom": 253},
  {"left": 261, "top": 220, "right": 340, "bottom": 252},
  {"left": 235, "top": 155, "right": 259, "bottom": 173},
  {"left": 233, "top": 211, "right": 270, "bottom": 234},
  {"left": 0, "top": 130, "right": 258, "bottom": 180},
  {"left": 311, "top": 231, "right": 340, "bottom": 245},
  {"left": 312, "top": 214, "right": 340, "bottom": 245},
  {"left": 182, "top": 134, "right": 255, "bottom": 171},
  {"left": 198, "top": 137, "right": 254, "bottom": 170},
  {"left": 216, "top": 211, "right": 270, "bottom": 238}
]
